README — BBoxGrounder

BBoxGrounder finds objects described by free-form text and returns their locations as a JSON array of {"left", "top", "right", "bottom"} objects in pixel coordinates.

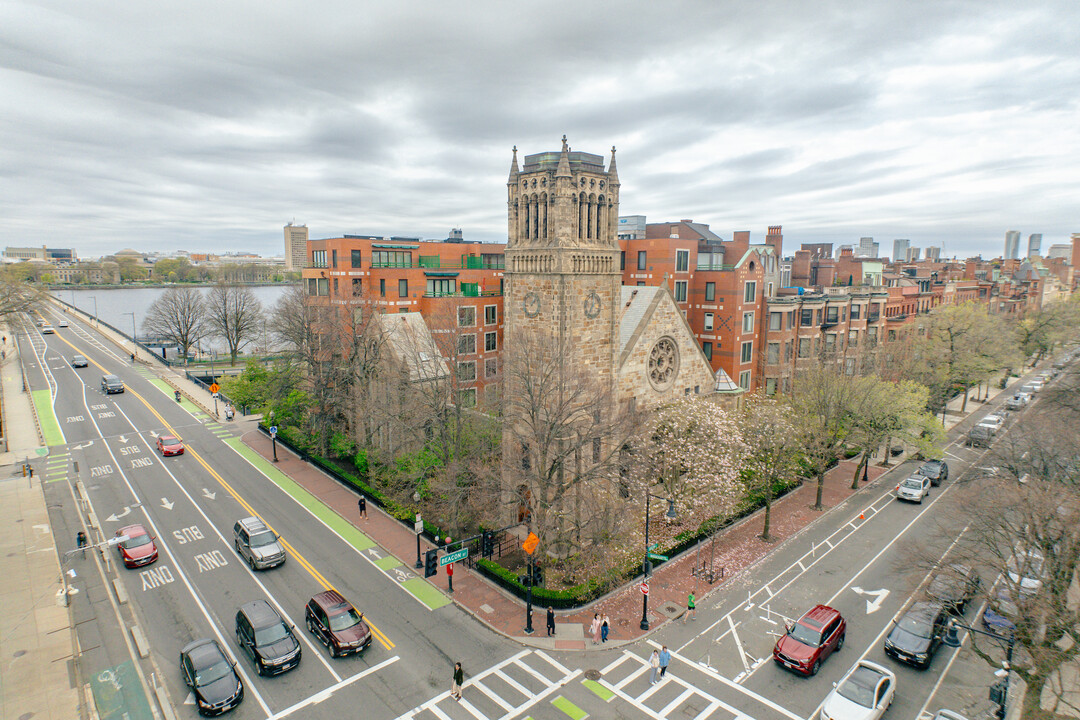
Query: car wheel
[
  {"left": 329, "top": 643, "right": 339, "bottom": 658},
  {"left": 810, "top": 660, "right": 821, "bottom": 676},
  {"left": 836, "top": 633, "right": 845, "bottom": 651},
  {"left": 306, "top": 617, "right": 316, "bottom": 635}
]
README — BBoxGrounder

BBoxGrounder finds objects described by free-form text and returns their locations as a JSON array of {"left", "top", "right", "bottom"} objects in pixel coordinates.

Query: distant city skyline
[{"left": 4, "top": 1, "right": 1077, "bottom": 260}]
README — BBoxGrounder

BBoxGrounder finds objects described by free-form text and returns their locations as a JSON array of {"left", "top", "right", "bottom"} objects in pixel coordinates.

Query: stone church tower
[{"left": 503, "top": 137, "right": 622, "bottom": 395}]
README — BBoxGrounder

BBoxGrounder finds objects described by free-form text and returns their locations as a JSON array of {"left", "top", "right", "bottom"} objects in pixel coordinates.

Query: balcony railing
[
  {"left": 867, "top": 313, "right": 880, "bottom": 323},
  {"left": 423, "top": 289, "right": 503, "bottom": 299},
  {"left": 418, "top": 256, "right": 505, "bottom": 270},
  {"left": 370, "top": 260, "right": 414, "bottom": 269},
  {"left": 696, "top": 260, "right": 734, "bottom": 271}
]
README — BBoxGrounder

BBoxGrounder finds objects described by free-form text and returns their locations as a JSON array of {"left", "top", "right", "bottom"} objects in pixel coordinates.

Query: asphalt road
[{"left": 26, "top": 304, "right": 1029, "bottom": 720}]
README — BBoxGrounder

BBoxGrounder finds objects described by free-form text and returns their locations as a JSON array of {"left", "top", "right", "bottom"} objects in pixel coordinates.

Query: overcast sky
[{"left": 3, "top": 0, "right": 1077, "bottom": 260}]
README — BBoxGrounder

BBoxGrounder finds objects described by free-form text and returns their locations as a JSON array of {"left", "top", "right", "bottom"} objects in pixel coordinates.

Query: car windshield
[
  {"left": 329, "top": 608, "right": 363, "bottom": 632},
  {"left": 74, "top": 356, "right": 85, "bottom": 362},
  {"left": 901, "top": 478, "right": 923, "bottom": 489},
  {"left": 249, "top": 531, "right": 277, "bottom": 548},
  {"left": 123, "top": 534, "right": 152, "bottom": 548},
  {"left": 837, "top": 667, "right": 878, "bottom": 707},
  {"left": 162, "top": 437, "right": 179, "bottom": 445},
  {"left": 196, "top": 658, "right": 232, "bottom": 686},
  {"left": 897, "top": 614, "right": 933, "bottom": 638},
  {"left": 788, "top": 622, "right": 821, "bottom": 646},
  {"left": 254, "top": 621, "right": 290, "bottom": 646}
]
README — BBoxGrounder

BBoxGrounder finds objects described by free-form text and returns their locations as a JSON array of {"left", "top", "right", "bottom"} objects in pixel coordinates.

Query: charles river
[{"left": 55, "top": 285, "right": 292, "bottom": 358}]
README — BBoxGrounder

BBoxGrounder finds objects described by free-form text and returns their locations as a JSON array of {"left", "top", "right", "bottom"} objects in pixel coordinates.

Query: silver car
[
  {"left": 821, "top": 660, "right": 895, "bottom": 720},
  {"left": 895, "top": 475, "right": 931, "bottom": 503},
  {"left": 233, "top": 517, "right": 286, "bottom": 570}
]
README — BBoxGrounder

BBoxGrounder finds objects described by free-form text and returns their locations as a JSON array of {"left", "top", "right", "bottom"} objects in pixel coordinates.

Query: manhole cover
[
  {"left": 656, "top": 602, "right": 682, "bottom": 619},
  {"left": 584, "top": 669, "right": 601, "bottom": 681},
  {"left": 20, "top": 713, "right": 34, "bottom": 720},
  {"left": 13, "top": 649, "right": 27, "bottom": 658}
]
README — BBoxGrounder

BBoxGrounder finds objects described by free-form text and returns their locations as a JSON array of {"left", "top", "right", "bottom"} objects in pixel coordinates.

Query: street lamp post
[
  {"left": 943, "top": 618, "right": 1015, "bottom": 719},
  {"left": 88, "top": 296, "right": 98, "bottom": 323},
  {"left": 413, "top": 492, "right": 423, "bottom": 569},
  {"left": 641, "top": 492, "right": 676, "bottom": 631}
]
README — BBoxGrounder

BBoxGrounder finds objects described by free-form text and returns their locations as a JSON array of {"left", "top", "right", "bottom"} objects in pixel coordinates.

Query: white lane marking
[
  {"left": 492, "top": 668, "right": 533, "bottom": 702},
  {"left": 456, "top": 696, "right": 487, "bottom": 720},
  {"left": 474, "top": 679, "right": 515, "bottom": 713},
  {"left": 532, "top": 649, "right": 572, "bottom": 676},
  {"left": 660, "top": 688, "right": 696, "bottom": 718},
  {"left": 728, "top": 616, "right": 751, "bottom": 675},
  {"left": 647, "top": 641, "right": 803, "bottom": 720},
  {"left": 268, "top": 656, "right": 399, "bottom": 720}
]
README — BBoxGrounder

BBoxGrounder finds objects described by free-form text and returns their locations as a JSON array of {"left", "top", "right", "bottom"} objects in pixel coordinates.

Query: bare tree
[
  {"left": 737, "top": 395, "right": 801, "bottom": 541},
  {"left": 142, "top": 286, "right": 206, "bottom": 359},
  {"left": 0, "top": 274, "right": 42, "bottom": 329},
  {"left": 205, "top": 284, "right": 262, "bottom": 365}
]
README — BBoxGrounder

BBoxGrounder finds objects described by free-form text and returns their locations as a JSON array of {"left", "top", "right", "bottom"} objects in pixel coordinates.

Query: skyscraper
[
  {"left": 1004, "top": 230, "right": 1020, "bottom": 260},
  {"left": 1027, "top": 233, "right": 1042, "bottom": 258},
  {"left": 925, "top": 246, "right": 941, "bottom": 262},
  {"left": 857, "top": 237, "right": 879, "bottom": 258},
  {"left": 893, "top": 239, "right": 910, "bottom": 263},
  {"left": 284, "top": 223, "right": 308, "bottom": 271},
  {"left": 906, "top": 247, "right": 921, "bottom": 262}
]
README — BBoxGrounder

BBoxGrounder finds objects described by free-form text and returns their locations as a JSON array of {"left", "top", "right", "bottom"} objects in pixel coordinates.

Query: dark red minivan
[
  {"left": 773, "top": 604, "right": 846, "bottom": 676},
  {"left": 305, "top": 590, "right": 372, "bottom": 657}
]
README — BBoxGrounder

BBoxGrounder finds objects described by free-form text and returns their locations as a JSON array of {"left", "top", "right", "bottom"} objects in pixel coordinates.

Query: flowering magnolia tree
[
  {"left": 737, "top": 395, "right": 801, "bottom": 541},
  {"left": 628, "top": 396, "right": 748, "bottom": 548}
]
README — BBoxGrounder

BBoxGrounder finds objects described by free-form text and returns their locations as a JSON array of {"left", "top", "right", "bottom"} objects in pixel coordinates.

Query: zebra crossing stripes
[
  {"left": 394, "top": 650, "right": 580, "bottom": 720},
  {"left": 597, "top": 652, "right": 749, "bottom": 720}
]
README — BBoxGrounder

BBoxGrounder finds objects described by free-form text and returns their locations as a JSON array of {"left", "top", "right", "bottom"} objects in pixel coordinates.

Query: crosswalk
[{"left": 395, "top": 649, "right": 771, "bottom": 720}]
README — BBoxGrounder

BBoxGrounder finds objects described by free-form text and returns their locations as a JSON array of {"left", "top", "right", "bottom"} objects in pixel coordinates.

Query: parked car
[
  {"left": 820, "top": 660, "right": 895, "bottom": 720},
  {"left": 233, "top": 517, "right": 286, "bottom": 570},
  {"left": 916, "top": 460, "right": 949, "bottom": 486},
  {"left": 1023, "top": 380, "right": 1043, "bottom": 393},
  {"left": 305, "top": 590, "right": 372, "bottom": 657},
  {"left": 179, "top": 638, "right": 244, "bottom": 716},
  {"left": 235, "top": 600, "right": 301, "bottom": 675},
  {"left": 1004, "top": 395, "right": 1026, "bottom": 411},
  {"left": 895, "top": 474, "right": 931, "bottom": 503},
  {"left": 976, "top": 414, "right": 1005, "bottom": 434},
  {"left": 981, "top": 592, "right": 1018, "bottom": 636},
  {"left": 101, "top": 374, "right": 125, "bottom": 394},
  {"left": 156, "top": 435, "right": 185, "bottom": 456},
  {"left": 115, "top": 524, "right": 158, "bottom": 568},
  {"left": 41, "top": 325, "right": 55, "bottom": 334},
  {"left": 966, "top": 425, "right": 993, "bottom": 448},
  {"left": 71, "top": 354, "right": 88, "bottom": 368},
  {"left": 1006, "top": 548, "right": 1045, "bottom": 597},
  {"left": 772, "top": 604, "right": 846, "bottom": 676},
  {"left": 932, "top": 711, "right": 971, "bottom": 720},
  {"left": 926, "top": 564, "right": 981, "bottom": 614},
  {"left": 884, "top": 602, "right": 948, "bottom": 669}
]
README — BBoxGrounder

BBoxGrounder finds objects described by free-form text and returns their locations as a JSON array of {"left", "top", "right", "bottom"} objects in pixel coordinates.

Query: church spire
[
  {"left": 555, "top": 134, "right": 571, "bottom": 178},
  {"left": 508, "top": 145, "right": 519, "bottom": 182},
  {"left": 607, "top": 145, "right": 619, "bottom": 183}
]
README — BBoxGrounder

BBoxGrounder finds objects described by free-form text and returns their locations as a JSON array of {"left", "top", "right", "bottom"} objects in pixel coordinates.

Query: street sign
[
  {"left": 648, "top": 543, "right": 659, "bottom": 551},
  {"left": 414, "top": 520, "right": 423, "bottom": 533},
  {"left": 522, "top": 532, "right": 539, "bottom": 555},
  {"left": 209, "top": 383, "right": 220, "bottom": 393},
  {"left": 647, "top": 552, "right": 669, "bottom": 562},
  {"left": 212, "top": 392, "right": 219, "bottom": 399},
  {"left": 439, "top": 548, "right": 468, "bottom": 566},
  {"left": 269, "top": 426, "right": 278, "bottom": 434},
  {"left": 640, "top": 582, "right": 649, "bottom": 595}
]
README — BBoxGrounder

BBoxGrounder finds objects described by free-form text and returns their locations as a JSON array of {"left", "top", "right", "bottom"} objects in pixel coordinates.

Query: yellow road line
[{"left": 51, "top": 331, "right": 395, "bottom": 650}]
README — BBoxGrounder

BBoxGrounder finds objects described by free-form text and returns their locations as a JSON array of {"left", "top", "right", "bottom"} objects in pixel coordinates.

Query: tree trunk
[
  {"left": 761, "top": 493, "right": 772, "bottom": 541},
  {"left": 881, "top": 435, "right": 892, "bottom": 467},
  {"left": 814, "top": 470, "right": 825, "bottom": 510},
  {"left": 961, "top": 387, "right": 968, "bottom": 412},
  {"left": 850, "top": 454, "right": 866, "bottom": 490}
]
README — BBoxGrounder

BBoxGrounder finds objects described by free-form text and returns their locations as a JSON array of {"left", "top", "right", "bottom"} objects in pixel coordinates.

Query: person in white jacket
[{"left": 649, "top": 650, "right": 661, "bottom": 684}]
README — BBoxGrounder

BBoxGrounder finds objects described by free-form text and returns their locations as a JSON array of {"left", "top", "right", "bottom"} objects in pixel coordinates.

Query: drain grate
[
  {"left": 584, "top": 668, "right": 601, "bottom": 681},
  {"left": 656, "top": 601, "right": 683, "bottom": 619}
]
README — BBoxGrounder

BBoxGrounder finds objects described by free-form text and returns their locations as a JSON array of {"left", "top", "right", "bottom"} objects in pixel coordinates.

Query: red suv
[
  {"left": 773, "top": 604, "right": 846, "bottom": 675},
  {"left": 305, "top": 590, "right": 372, "bottom": 657}
]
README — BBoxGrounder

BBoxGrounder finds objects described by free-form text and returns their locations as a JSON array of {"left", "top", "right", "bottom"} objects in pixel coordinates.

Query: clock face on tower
[
  {"left": 584, "top": 292, "right": 601, "bottom": 319},
  {"left": 523, "top": 291, "right": 541, "bottom": 318}
]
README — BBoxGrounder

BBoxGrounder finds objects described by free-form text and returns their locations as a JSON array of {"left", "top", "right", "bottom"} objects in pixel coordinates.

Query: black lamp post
[
  {"left": 413, "top": 492, "right": 423, "bottom": 569},
  {"left": 943, "top": 618, "right": 1015, "bottom": 719},
  {"left": 640, "top": 492, "right": 676, "bottom": 631}
]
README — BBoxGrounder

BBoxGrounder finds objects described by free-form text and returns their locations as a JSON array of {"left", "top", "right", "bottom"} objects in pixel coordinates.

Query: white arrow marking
[
  {"left": 201, "top": 488, "right": 216, "bottom": 500},
  {"left": 851, "top": 586, "right": 890, "bottom": 614},
  {"left": 117, "top": 435, "right": 128, "bottom": 443},
  {"left": 105, "top": 507, "right": 131, "bottom": 522},
  {"left": 72, "top": 441, "right": 94, "bottom": 450},
  {"left": 149, "top": 430, "right": 160, "bottom": 438},
  {"left": 368, "top": 549, "right": 382, "bottom": 560},
  {"left": 161, "top": 498, "right": 174, "bottom": 510}
]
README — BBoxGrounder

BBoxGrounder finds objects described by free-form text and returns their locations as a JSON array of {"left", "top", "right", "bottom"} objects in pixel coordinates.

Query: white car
[
  {"left": 977, "top": 414, "right": 1005, "bottom": 434},
  {"left": 821, "top": 659, "right": 895, "bottom": 720},
  {"left": 895, "top": 475, "right": 931, "bottom": 503},
  {"left": 41, "top": 325, "right": 55, "bottom": 334},
  {"left": 1006, "top": 549, "right": 1045, "bottom": 597},
  {"left": 58, "top": 320, "right": 69, "bottom": 328},
  {"left": 1027, "top": 379, "right": 1045, "bottom": 393}
]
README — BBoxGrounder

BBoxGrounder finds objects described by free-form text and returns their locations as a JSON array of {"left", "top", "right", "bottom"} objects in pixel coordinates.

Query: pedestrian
[
  {"left": 451, "top": 661, "right": 463, "bottom": 700},
  {"left": 358, "top": 494, "right": 367, "bottom": 520},
  {"left": 685, "top": 592, "right": 696, "bottom": 623},
  {"left": 590, "top": 613, "right": 601, "bottom": 645},
  {"left": 76, "top": 531, "right": 88, "bottom": 558},
  {"left": 546, "top": 606, "right": 555, "bottom": 637},
  {"left": 649, "top": 649, "right": 661, "bottom": 684},
  {"left": 659, "top": 645, "right": 671, "bottom": 680},
  {"left": 601, "top": 614, "right": 610, "bottom": 642},
  {"left": 130, "top": 352, "right": 135, "bottom": 363}
]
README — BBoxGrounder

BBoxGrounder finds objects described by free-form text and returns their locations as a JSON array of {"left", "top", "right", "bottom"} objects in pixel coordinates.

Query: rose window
[{"left": 647, "top": 337, "right": 680, "bottom": 390}]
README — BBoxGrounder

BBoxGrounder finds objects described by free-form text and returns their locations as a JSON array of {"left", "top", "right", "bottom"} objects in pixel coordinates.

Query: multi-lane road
[{"left": 26, "top": 304, "right": 1024, "bottom": 720}]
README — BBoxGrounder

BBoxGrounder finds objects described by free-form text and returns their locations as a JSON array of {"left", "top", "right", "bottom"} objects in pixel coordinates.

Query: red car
[
  {"left": 305, "top": 590, "right": 372, "bottom": 657},
  {"left": 157, "top": 435, "right": 184, "bottom": 456},
  {"left": 773, "top": 604, "right": 846, "bottom": 676},
  {"left": 116, "top": 524, "right": 158, "bottom": 568}
]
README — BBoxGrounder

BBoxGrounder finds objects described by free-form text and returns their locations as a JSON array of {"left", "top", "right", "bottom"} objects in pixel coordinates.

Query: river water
[{"left": 54, "top": 285, "right": 292, "bottom": 355}]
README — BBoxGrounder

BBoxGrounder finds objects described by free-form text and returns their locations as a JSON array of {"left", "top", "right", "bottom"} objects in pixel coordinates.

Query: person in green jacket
[{"left": 685, "top": 592, "right": 696, "bottom": 623}]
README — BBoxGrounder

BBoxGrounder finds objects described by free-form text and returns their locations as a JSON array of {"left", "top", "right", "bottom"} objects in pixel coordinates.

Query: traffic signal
[
  {"left": 424, "top": 549, "right": 438, "bottom": 578},
  {"left": 481, "top": 530, "right": 494, "bottom": 558}
]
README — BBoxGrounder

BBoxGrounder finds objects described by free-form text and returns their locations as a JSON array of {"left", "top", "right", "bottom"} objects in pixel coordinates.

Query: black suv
[
  {"left": 235, "top": 600, "right": 301, "bottom": 675},
  {"left": 926, "top": 564, "right": 981, "bottom": 614},
  {"left": 916, "top": 460, "right": 949, "bottom": 486},
  {"left": 180, "top": 638, "right": 244, "bottom": 716},
  {"left": 101, "top": 374, "right": 125, "bottom": 394},
  {"left": 884, "top": 602, "right": 948, "bottom": 668}
]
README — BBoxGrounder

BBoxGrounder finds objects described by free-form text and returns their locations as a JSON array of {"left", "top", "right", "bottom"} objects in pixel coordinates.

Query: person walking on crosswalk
[
  {"left": 451, "top": 662, "right": 463, "bottom": 700},
  {"left": 649, "top": 650, "right": 661, "bottom": 684},
  {"left": 659, "top": 646, "right": 671, "bottom": 680}
]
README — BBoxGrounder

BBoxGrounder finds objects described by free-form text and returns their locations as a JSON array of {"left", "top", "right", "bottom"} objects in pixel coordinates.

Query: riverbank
[{"left": 46, "top": 281, "right": 298, "bottom": 290}]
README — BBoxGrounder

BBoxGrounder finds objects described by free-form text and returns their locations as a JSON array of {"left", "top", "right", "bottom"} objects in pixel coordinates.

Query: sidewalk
[{"left": 0, "top": 331, "right": 83, "bottom": 719}]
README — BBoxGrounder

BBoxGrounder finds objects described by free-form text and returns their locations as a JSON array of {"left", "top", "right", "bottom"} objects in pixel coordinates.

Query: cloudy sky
[{"left": 3, "top": 0, "right": 1077, "bottom": 259}]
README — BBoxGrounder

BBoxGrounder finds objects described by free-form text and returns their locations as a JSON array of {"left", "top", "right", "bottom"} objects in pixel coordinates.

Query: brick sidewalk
[{"left": 240, "top": 429, "right": 898, "bottom": 650}]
